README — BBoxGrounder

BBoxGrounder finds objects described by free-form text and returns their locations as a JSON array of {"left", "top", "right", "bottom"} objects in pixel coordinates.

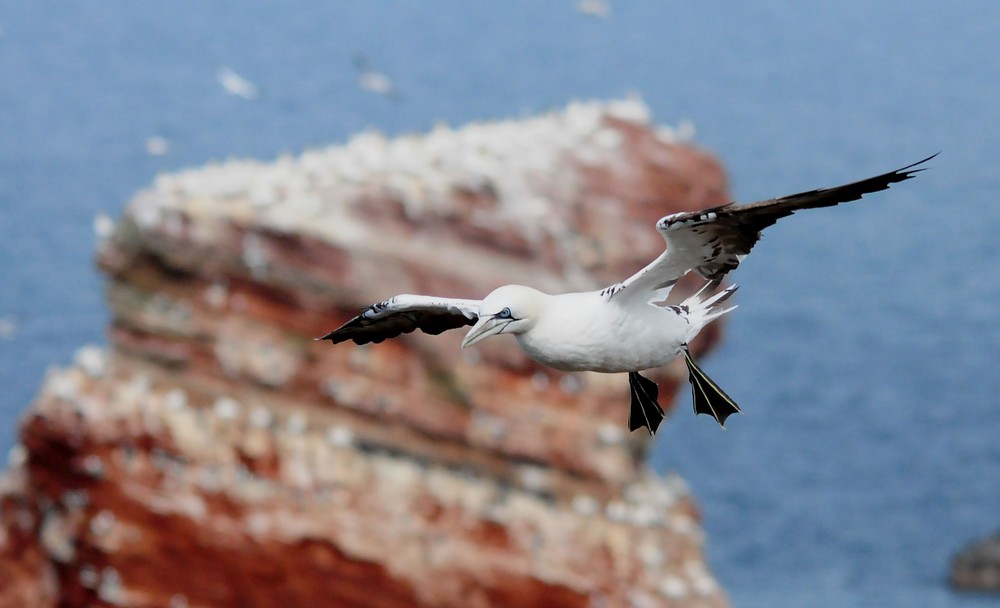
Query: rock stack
[
  {"left": 0, "top": 99, "right": 731, "bottom": 607},
  {"left": 951, "top": 533, "right": 1000, "bottom": 593}
]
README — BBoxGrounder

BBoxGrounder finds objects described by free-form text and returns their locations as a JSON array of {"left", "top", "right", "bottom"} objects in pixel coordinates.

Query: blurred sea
[{"left": 2, "top": 2, "right": 999, "bottom": 606}]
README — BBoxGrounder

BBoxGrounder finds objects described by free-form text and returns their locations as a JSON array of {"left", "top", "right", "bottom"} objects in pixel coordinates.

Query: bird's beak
[{"left": 461, "top": 316, "right": 511, "bottom": 349}]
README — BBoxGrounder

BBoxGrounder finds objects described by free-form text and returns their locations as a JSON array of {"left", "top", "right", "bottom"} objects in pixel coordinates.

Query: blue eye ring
[{"left": 496, "top": 307, "right": 512, "bottom": 319}]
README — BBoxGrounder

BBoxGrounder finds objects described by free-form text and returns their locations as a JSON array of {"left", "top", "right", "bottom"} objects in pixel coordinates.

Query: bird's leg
[
  {"left": 628, "top": 371, "right": 665, "bottom": 435},
  {"left": 682, "top": 345, "right": 742, "bottom": 428}
]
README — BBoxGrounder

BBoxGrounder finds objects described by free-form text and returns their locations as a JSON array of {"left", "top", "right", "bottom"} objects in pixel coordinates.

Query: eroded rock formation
[
  {"left": 951, "top": 532, "right": 1000, "bottom": 593},
  {"left": 0, "top": 99, "right": 731, "bottom": 607}
]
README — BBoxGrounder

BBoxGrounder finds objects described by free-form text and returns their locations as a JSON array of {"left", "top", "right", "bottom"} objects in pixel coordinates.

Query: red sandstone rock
[
  {"left": 951, "top": 533, "right": 1000, "bottom": 593},
  {"left": 1, "top": 99, "right": 731, "bottom": 607}
]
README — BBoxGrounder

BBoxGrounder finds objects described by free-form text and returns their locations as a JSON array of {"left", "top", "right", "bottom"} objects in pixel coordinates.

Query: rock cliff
[
  {"left": 0, "top": 99, "right": 731, "bottom": 607},
  {"left": 951, "top": 532, "right": 1000, "bottom": 593}
]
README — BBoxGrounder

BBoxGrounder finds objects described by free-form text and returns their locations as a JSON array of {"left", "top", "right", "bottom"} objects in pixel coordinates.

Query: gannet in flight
[
  {"left": 352, "top": 53, "right": 402, "bottom": 102},
  {"left": 216, "top": 66, "right": 259, "bottom": 100},
  {"left": 320, "top": 155, "right": 934, "bottom": 435}
]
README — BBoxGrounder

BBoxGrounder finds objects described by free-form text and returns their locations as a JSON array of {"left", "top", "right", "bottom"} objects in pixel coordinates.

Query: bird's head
[{"left": 461, "top": 285, "right": 545, "bottom": 348}]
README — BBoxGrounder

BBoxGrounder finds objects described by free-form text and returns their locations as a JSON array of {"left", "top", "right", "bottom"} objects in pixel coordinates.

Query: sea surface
[{"left": 2, "top": 2, "right": 999, "bottom": 606}]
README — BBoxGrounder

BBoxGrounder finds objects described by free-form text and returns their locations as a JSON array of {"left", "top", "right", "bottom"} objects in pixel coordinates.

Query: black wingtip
[
  {"left": 896, "top": 152, "right": 939, "bottom": 178},
  {"left": 316, "top": 329, "right": 346, "bottom": 343}
]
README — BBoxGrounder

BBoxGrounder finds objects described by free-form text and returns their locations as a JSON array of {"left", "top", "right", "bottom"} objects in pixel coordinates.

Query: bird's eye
[{"left": 496, "top": 307, "right": 512, "bottom": 319}]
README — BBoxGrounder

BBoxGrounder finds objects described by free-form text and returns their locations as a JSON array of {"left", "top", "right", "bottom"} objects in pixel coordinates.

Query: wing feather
[
  {"left": 319, "top": 295, "right": 480, "bottom": 345},
  {"left": 610, "top": 154, "right": 936, "bottom": 302}
]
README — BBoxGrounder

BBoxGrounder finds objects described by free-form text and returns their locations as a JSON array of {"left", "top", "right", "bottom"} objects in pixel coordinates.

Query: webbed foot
[
  {"left": 628, "top": 371, "right": 665, "bottom": 435},
  {"left": 683, "top": 346, "right": 742, "bottom": 428}
]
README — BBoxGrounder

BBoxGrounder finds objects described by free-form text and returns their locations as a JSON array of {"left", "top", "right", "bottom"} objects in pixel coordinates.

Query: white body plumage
[{"left": 503, "top": 287, "right": 732, "bottom": 373}]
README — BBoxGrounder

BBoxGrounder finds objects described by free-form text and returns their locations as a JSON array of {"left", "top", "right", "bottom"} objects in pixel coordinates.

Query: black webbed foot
[
  {"left": 628, "top": 371, "right": 665, "bottom": 435},
  {"left": 683, "top": 345, "right": 742, "bottom": 428}
]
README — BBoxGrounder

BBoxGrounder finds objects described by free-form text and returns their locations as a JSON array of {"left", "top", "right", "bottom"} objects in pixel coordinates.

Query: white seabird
[
  {"left": 352, "top": 53, "right": 402, "bottom": 102},
  {"left": 321, "top": 155, "right": 935, "bottom": 435},
  {"left": 577, "top": 0, "right": 611, "bottom": 19},
  {"left": 216, "top": 66, "right": 259, "bottom": 100}
]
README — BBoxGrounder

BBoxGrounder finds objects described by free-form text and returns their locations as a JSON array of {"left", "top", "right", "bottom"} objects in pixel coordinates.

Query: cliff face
[
  {"left": 951, "top": 533, "right": 1000, "bottom": 593},
  {"left": 0, "top": 99, "right": 731, "bottom": 608}
]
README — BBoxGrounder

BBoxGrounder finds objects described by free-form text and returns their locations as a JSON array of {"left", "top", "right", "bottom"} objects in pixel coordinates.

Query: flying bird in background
[
  {"left": 577, "top": 0, "right": 611, "bottom": 19},
  {"left": 321, "top": 155, "right": 935, "bottom": 435},
  {"left": 216, "top": 66, "right": 259, "bottom": 100},
  {"left": 352, "top": 53, "right": 403, "bottom": 102}
]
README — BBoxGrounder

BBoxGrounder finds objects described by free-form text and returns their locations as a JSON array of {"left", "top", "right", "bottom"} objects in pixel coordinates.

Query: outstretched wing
[
  {"left": 319, "top": 295, "right": 480, "bottom": 345},
  {"left": 608, "top": 154, "right": 936, "bottom": 303}
]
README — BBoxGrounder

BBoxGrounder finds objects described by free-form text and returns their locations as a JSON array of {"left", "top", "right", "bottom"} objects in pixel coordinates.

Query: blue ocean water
[{"left": 2, "top": 2, "right": 998, "bottom": 606}]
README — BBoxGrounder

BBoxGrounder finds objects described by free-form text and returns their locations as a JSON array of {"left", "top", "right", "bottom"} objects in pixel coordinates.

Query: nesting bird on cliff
[{"left": 320, "top": 156, "right": 934, "bottom": 435}]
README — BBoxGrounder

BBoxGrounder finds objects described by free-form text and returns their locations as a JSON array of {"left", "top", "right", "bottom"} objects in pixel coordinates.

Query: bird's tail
[
  {"left": 678, "top": 282, "right": 743, "bottom": 428},
  {"left": 678, "top": 282, "right": 739, "bottom": 337}
]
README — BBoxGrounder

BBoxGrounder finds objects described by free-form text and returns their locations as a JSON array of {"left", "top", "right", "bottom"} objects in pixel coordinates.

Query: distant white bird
[
  {"left": 0, "top": 316, "right": 17, "bottom": 340},
  {"left": 321, "top": 156, "right": 935, "bottom": 435},
  {"left": 352, "top": 53, "right": 402, "bottom": 101},
  {"left": 577, "top": 0, "right": 611, "bottom": 19},
  {"left": 216, "top": 66, "right": 259, "bottom": 100},
  {"left": 145, "top": 135, "right": 170, "bottom": 156},
  {"left": 93, "top": 213, "right": 115, "bottom": 239}
]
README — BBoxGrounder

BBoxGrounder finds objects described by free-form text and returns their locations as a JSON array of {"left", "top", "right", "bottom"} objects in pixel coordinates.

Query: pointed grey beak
[{"left": 461, "top": 316, "right": 511, "bottom": 348}]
